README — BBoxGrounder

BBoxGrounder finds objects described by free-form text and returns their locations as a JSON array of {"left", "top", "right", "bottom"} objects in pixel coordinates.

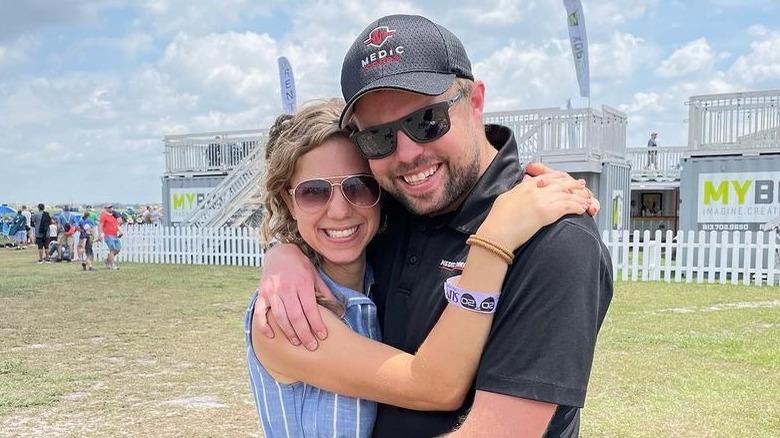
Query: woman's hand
[
  {"left": 524, "top": 162, "right": 600, "bottom": 216},
  {"left": 477, "top": 175, "right": 590, "bottom": 251},
  {"left": 254, "top": 243, "right": 334, "bottom": 350}
]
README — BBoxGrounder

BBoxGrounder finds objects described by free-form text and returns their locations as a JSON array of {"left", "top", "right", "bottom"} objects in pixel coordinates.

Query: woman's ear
[{"left": 281, "top": 190, "right": 296, "bottom": 220}]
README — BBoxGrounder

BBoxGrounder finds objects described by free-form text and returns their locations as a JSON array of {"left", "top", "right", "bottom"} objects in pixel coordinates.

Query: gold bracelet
[{"left": 466, "top": 235, "right": 514, "bottom": 265}]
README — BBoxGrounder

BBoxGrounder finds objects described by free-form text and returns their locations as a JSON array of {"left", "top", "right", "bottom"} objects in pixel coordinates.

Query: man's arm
[
  {"left": 446, "top": 391, "right": 556, "bottom": 438},
  {"left": 447, "top": 215, "right": 613, "bottom": 437}
]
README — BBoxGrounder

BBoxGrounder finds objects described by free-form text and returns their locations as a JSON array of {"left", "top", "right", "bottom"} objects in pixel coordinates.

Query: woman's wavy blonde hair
[{"left": 260, "top": 98, "right": 349, "bottom": 267}]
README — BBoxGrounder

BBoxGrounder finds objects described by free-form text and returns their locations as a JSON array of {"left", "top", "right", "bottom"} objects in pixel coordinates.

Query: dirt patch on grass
[{"left": 0, "top": 252, "right": 263, "bottom": 437}]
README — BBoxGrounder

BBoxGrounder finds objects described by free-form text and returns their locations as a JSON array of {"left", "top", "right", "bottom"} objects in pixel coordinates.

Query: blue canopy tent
[{"left": 0, "top": 204, "right": 17, "bottom": 245}]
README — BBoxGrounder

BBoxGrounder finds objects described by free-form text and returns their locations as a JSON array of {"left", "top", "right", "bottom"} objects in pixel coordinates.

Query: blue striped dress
[{"left": 245, "top": 268, "right": 381, "bottom": 438}]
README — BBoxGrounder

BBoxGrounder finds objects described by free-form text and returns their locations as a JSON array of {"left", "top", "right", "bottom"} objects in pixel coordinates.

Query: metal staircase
[{"left": 180, "top": 140, "right": 267, "bottom": 228}]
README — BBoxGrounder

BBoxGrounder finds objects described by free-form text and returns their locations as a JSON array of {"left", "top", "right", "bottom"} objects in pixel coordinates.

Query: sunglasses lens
[
  {"left": 354, "top": 127, "right": 395, "bottom": 158},
  {"left": 352, "top": 102, "right": 452, "bottom": 159},
  {"left": 294, "top": 180, "right": 332, "bottom": 210},
  {"left": 405, "top": 105, "right": 450, "bottom": 143},
  {"left": 342, "top": 176, "right": 381, "bottom": 207}
]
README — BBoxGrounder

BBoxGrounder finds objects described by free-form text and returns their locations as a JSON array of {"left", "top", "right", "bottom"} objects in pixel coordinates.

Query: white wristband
[{"left": 443, "top": 275, "right": 500, "bottom": 314}]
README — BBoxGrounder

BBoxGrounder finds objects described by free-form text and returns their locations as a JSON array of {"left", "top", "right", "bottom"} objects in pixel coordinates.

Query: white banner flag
[
  {"left": 277, "top": 56, "right": 297, "bottom": 114},
  {"left": 563, "top": 0, "right": 590, "bottom": 98}
]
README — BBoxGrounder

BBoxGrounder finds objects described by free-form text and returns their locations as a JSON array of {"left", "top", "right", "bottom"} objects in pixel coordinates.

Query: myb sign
[
  {"left": 169, "top": 188, "right": 213, "bottom": 223},
  {"left": 697, "top": 172, "right": 780, "bottom": 231}
]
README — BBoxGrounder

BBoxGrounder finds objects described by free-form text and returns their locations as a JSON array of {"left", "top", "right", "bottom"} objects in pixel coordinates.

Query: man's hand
[
  {"left": 254, "top": 243, "right": 335, "bottom": 351},
  {"left": 524, "top": 161, "right": 601, "bottom": 217}
]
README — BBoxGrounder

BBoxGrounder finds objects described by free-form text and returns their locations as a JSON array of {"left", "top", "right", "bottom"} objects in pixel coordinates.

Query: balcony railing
[
  {"left": 687, "top": 89, "right": 780, "bottom": 153},
  {"left": 484, "top": 105, "right": 628, "bottom": 163},
  {"left": 626, "top": 146, "right": 687, "bottom": 181},
  {"left": 164, "top": 129, "right": 268, "bottom": 175}
]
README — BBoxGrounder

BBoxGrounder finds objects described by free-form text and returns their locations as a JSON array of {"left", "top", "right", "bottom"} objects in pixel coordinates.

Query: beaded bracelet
[
  {"left": 444, "top": 275, "right": 500, "bottom": 314},
  {"left": 465, "top": 235, "right": 514, "bottom": 265}
]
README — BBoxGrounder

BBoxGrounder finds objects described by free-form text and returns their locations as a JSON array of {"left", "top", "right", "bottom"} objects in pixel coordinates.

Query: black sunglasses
[
  {"left": 288, "top": 174, "right": 381, "bottom": 212},
  {"left": 350, "top": 90, "right": 463, "bottom": 159}
]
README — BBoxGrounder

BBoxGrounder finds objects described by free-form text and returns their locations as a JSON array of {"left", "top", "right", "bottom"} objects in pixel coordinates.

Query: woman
[{"left": 245, "top": 99, "right": 590, "bottom": 437}]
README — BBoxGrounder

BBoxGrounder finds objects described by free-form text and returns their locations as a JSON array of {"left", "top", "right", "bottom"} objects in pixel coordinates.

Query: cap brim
[{"left": 339, "top": 71, "right": 455, "bottom": 129}]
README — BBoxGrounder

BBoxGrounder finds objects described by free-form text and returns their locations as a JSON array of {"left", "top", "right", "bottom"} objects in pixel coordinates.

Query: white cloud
[
  {"left": 159, "top": 31, "right": 279, "bottom": 108},
  {"left": 462, "top": 0, "right": 535, "bottom": 26},
  {"left": 138, "top": 0, "right": 282, "bottom": 36},
  {"left": 0, "top": 34, "right": 39, "bottom": 68},
  {"left": 655, "top": 38, "right": 715, "bottom": 78},
  {"left": 592, "top": 32, "right": 655, "bottom": 80},
  {"left": 727, "top": 26, "right": 780, "bottom": 85},
  {"left": 624, "top": 92, "right": 663, "bottom": 113},
  {"left": 474, "top": 39, "right": 571, "bottom": 111},
  {"left": 585, "top": 0, "right": 659, "bottom": 26}
]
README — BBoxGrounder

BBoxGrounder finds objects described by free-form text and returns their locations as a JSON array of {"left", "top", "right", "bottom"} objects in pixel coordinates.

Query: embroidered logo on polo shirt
[{"left": 439, "top": 259, "right": 465, "bottom": 272}]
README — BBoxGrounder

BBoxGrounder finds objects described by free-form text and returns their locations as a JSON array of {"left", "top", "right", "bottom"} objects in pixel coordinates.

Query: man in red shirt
[{"left": 98, "top": 204, "right": 121, "bottom": 270}]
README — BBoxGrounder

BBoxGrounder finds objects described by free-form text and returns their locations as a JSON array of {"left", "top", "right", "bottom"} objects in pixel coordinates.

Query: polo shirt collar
[{"left": 448, "top": 124, "right": 522, "bottom": 235}]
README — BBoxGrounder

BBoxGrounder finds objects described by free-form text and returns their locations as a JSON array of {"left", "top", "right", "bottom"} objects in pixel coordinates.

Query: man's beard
[{"left": 389, "top": 146, "right": 481, "bottom": 217}]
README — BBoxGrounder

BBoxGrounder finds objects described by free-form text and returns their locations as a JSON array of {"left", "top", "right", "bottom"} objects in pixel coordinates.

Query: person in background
[
  {"left": 10, "top": 210, "right": 27, "bottom": 250},
  {"left": 141, "top": 205, "right": 153, "bottom": 224},
  {"left": 98, "top": 204, "right": 121, "bottom": 270},
  {"left": 151, "top": 207, "right": 162, "bottom": 225},
  {"left": 255, "top": 14, "right": 612, "bottom": 437},
  {"left": 56, "top": 206, "right": 77, "bottom": 261},
  {"left": 85, "top": 205, "right": 99, "bottom": 223},
  {"left": 80, "top": 212, "right": 98, "bottom": 272},
  {"left": 47, "top": 217, "right": 58, "bottom": 262},
  {"left": 31, "top": 203, "right": 52, "bottom": 263},
  {"left": 21, "top": 205, "right": 32, "bottom": 245},
  {"left": 647, "top": 132, "right": 658, "bottom": 170},
  {"left": 77, "top": 212, "right": 97, "bottom": 271}
]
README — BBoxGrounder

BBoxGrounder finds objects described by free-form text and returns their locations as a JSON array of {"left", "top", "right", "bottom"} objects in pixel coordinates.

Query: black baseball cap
[{"left": 339, "top": 14, "right": 474, "bottom": 128}]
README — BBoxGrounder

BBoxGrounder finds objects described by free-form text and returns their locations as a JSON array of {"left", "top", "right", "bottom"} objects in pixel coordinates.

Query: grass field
[{"left": 1, "top": 249, "right": 779, "bottom": 437}]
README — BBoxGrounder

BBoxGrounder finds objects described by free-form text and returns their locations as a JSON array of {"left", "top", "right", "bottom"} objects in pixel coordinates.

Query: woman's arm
[{"left": 252, "top": 176, "right": 591, "bottom": 410}]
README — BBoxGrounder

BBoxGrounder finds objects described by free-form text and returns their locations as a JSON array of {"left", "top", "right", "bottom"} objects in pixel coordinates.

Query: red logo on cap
[{"left": 363, "top": 26, "right": 396, "bottom": 48}]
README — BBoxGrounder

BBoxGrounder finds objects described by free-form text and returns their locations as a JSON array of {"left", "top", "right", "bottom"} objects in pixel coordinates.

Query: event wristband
[{"left": 443, "top": 275, "right": 500, "bottom": 314}]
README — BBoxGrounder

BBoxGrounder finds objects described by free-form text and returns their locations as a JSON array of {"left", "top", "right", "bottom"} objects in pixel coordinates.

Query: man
[
  {"left": 77, "top": 211, "right": 98, "bottom": 271},
  {"left": 85, "top": 205, "right": 99, "bottom": 223},
  {"left": 31, "top": 203, "right": 52, "bottom": 263},
  {"left": 255, "top": 15, "right": 612, "bottom": 437},
  {"left": 98, "top": 204, "right": 121, "bottom": 270},
  {"left": 21, "top": 205, "right": 32, "bottom": 245},
  {"left": 10, "top": 210, "right": 27, "bottom": 249},
  {"left": 647, "top": 132, "right": 658, "bottom": 170},
  {"left": 151, "top": 207, "right": 162, "bottom": 225},
  {"left": 141, "top": 205, "right": 152, "bottom": 224},
  {"left": 79, "top": 211, "right": 98, "bottom": 272},
  {"left": 55, "top": 206, "right": 77, "bottom": 261}
]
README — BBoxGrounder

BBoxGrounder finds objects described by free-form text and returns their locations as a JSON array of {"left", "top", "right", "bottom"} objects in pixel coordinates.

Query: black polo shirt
[{"left": 367, "top": 125, "right": 613, "bottom": 438}]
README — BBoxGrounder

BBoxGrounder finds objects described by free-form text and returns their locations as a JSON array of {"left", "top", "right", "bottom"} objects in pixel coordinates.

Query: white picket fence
[
  {"left": 94, "top": 225, "right": 264, "bottom": 267},
  {"left": 601, "top": 229, "right": 780, "bottom": 286},
  {"left": 91, "top": 225, "right": 780, "bottom": 286}
]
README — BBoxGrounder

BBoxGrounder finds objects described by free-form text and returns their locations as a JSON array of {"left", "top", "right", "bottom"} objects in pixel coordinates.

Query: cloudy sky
[{"left": 2, "top": 0, "right": 779, "bottom": 205}]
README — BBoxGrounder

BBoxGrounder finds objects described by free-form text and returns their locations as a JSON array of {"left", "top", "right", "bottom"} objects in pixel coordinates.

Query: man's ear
[{"left": 468, "top": 80, "right": 486, "bottom": 122}]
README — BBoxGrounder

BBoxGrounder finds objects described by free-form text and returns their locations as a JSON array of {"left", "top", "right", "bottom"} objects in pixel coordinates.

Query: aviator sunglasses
[
  {"left": 350, "top": 90, "right": 463, "bottom": 159},
  {"left": 288, "top": 174, "right": 381, "bottom": 212}
]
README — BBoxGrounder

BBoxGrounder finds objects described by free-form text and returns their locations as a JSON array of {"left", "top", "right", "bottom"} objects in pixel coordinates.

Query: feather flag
[
  {"left": 563, "top": 0, "right": 590, "bottom": 98},
  {"left": 277, "top": 56, "right": 297, "bottom": 114}
]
